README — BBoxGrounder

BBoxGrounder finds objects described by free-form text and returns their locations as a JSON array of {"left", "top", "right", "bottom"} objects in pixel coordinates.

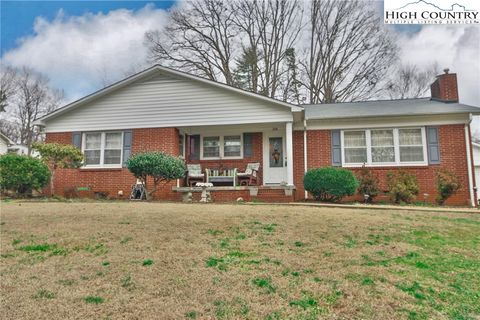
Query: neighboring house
[
  {"left": 34, "top": 66, "right": 480, "bottom": 206},
  {"left": 0, "top": 132, "right": 13, "bottom": 155},
  {"left": 8, "top": 144, "right": 37, "bottom": 156}
]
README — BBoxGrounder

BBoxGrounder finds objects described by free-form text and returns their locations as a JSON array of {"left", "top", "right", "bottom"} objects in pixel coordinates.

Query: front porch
[
  {"left": 176, "top": 122, "right": 295, "bottom": 188},
  {"left": 172, "top": 185, "right": 296, "bottom": 203}
]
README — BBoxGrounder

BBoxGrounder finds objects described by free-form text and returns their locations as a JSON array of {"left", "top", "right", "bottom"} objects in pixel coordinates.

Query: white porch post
[{"left": 286, "top": 122, "right": 294, "bottom": 186}]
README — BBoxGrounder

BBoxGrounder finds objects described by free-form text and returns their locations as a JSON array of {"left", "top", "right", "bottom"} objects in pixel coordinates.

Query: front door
[{"left": 263, "top": 131, "right": 287, "bottom": 184}]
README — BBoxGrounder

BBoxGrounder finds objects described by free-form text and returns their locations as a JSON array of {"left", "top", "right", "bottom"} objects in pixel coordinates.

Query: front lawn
[{"left": 0, "top": 202, "right": 479, "bottom": 319}]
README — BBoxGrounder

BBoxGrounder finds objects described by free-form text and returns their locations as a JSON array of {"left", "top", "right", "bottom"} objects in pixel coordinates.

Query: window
[
  {"left": 399, "top": 128, "right": 424, "bottom": 162},
  {"left": 203, "top": 136, "right": 220, "bottom": 158},
  {"left": 344, "top": 131, "right": 367, "bottom": 164},
  {"left": 84, "top": 133, "right": 101, "bottom": 165},
  {"left": 371, "top": 129, "right": 395, "bottom": 163},
  {"left": 82, "top": 132, "right": 123, "bottom": 167},
  {"left": 224, "top": 136, "right": 241, "bottom": 157},
  {"left": 179, "top": 134, "right": 184, "bottom": 157},
  {"left": 104, "top": 132, "right": 122, "bottom": 164},
  {"left": 201, "top": 135, "right": 243, "bottom": 159},
  {"left": 341, "top": 127, "right": 426, "bottom": 166}
]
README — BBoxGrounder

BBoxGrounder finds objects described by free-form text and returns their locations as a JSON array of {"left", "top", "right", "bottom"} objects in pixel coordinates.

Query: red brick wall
[
  {"left": 185, "top": 132, "right": 264, "bottom": 185},
  {"left": 45, "top": 128, "right": 180, "bottom": 200},
  {"left": 293, "top": 124, "right": 473, "bottom": 206}
]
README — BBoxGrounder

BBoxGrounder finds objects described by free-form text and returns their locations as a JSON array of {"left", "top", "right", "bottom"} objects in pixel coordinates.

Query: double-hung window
[
  {"left": 399, "top": 128, "right": 424, "bottom": 162},
  {"left": 179, "top": 134, "right": 185, "bottom": 158},
  {"left": 224, "top": 136, "right": 241, "bottom": 157},
  {"left": 203, "top": 136, "right": 220, "bottom": 158},
  {"left": 201, "top": 135, "right": 242, "bottom": 159},
  {"left": 341, "top": 127, "right": 426, "bottom": 167},
  {"left": 371, "top": 129, "right": 395, "bottom": 163},
  {"left": 343, "top": 131, "right": 367, "bottom": 164},
  {"left": 83, "top": 132, "right": 123, "bottom": 167}
]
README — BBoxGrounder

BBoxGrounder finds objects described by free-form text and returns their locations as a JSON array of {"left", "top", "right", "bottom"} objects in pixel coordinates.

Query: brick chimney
[{"left": 430, "top": 68, "right": 459, "bottom": 103}]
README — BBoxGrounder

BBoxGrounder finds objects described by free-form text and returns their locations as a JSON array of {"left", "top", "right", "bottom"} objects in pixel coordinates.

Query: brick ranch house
[{"left": 34, "top": 65, "right": 480, "bottom": 206}]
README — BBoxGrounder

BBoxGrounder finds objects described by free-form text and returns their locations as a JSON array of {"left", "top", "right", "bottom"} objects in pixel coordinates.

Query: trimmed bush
[
  {"left": 33, "top": 143, "right": 83, "bottom": 196},
  {"left": 304, "top": 167, "right": 359, "bottom": 202},
  {"left": 356, "top": 166, "right": 380, "bottom": 203},
  {"left": 386, "top": 171, "right": 419, "bottom": 204},
  {"left": 126, "top": 152, "right": 185, "bottom": 200},
  {"left": 0, "top": 153, "right": 50, "bottom": 196},
  {"left": 436, "top": 168, "right": 461, "bottom": 205}
]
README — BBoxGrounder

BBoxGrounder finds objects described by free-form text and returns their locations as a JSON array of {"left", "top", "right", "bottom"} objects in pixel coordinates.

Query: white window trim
[
  {"left": 179, "top": 134, "right": 185, "bottom": 159},
  {"left": 82, "top": 131, "right": 123, "bottom": 168},
  {"left": 341, "top": 127, "right": 428, "bottom": 167},
  {"left": 200, "top": 134, "right": 243, "bottom": 160}
]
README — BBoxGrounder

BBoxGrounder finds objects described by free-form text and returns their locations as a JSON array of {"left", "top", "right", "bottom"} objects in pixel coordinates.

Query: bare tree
[
  {"left": 232, "top": 0, "right": 303, "bottom": 98},
  {"left": 386, "top": 63, "right": 439, "bottom": 99},
  {"left": 301, "top": 0, "right": 397, "bottom": 104},
  {"left": 1, "top": 66, "right": 18, "bottom": 112},
  {"left": 146, "top": 0, "right": 238, "bottom": 85},
  {"left": 0, "top": 67, "right": 63, "bottom": 154}
]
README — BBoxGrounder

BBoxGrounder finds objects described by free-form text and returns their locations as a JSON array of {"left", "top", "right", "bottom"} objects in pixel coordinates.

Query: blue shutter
[
  {"left": 72, "top": 132, "right": 81, "bottom": 149},
  {"left": 426, "top": 127, "right": 440, "bottom": 164},
  {"left": 122, "top": 131, "right": 133, "bottom": 167},
  {"left": 243, "top": 133, "right": 253, "bottom": 158},
  {"left": 331, "top": 130, "right": 341, "bottom": 166}
]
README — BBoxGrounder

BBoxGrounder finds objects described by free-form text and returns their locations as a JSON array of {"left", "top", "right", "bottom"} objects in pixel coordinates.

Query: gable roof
[
  {"left": 34, "top": 65, "right": 302, "bottom": 126},
  {"left": 304, "top": 98, "right": 480, "bottom": 120}
]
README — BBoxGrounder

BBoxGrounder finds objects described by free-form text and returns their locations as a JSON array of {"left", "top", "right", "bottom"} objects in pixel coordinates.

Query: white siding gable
[{"left": 44, "top": 72, "right": 293, "bottom": 133}]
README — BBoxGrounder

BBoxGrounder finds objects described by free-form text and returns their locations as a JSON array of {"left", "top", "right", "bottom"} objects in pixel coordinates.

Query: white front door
[{"left": 263, "top": 130, "right": 287, "bottom": 184}]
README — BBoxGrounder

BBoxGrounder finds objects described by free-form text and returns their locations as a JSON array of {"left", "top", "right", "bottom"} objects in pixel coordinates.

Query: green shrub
[
  {"left": 356, "top": 166, "right": 380, "bottom": 203},
  {"left": 386, "top": 171, "right": 419, "bottom": 204},
  {"left": 33, "top": 142, "right": 83, "bottom": 196},
  {"left": 304, "top": 167, "right": 359, "bottom": 202},
  {"left": 436, "top": 169, "right": 460, "bottom": 205},
  {"left": 126, "top": 152, "right": 185, "bottom": 200},
  {"left": 0, "top": 153, "right": 50, "bottom": 196}
]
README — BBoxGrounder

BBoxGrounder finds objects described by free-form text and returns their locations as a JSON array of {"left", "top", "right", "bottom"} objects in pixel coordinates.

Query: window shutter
[
  {"left": 190, "top": 135, "right": 200, "bottom": 160},
  {"left": 243, "top": 133, "right": 254, "bottom": 158},
  {"left": 331, "top": 130, "right": 341, "bottom": 166},
  {"left": 72, "top": 132, "right": 81, "bottom": 149},
  {"left": 426, "top": 127, "right": 440, "bottom": 164},
  {"left": 122, "top": 131, "right": 133, "bottom": 167}
]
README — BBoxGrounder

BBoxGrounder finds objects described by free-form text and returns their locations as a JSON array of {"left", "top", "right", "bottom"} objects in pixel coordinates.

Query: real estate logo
[{"left": 384, "top": 0, "right": 479, "bottom": 24}]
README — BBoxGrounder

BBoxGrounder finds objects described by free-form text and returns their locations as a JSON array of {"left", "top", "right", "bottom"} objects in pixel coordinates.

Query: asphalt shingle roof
[{"left": 304, "top": 98, "right": 480, "bottom": 120}]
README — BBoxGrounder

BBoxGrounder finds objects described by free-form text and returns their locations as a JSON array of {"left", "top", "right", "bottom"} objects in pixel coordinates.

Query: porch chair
[
  {"left": 186, "top": 164, "right": 205, "bottom": 187},
  {"left": 237, "top": 163, "right": 260, "bottom": 186}
]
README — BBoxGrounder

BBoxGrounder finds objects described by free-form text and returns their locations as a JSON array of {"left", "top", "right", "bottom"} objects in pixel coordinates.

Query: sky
[{"left": 0, "top": 0, "right": 479, "bottom": 111}]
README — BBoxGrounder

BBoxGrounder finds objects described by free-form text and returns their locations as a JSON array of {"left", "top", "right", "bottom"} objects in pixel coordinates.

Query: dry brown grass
[{"left": 1, "top": 202, "right": 479, "bottom": 320}]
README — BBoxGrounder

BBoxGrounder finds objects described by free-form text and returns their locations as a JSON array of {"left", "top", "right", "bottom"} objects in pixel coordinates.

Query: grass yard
[{"left": 0, "top": 202, "right": 479, "bottom": 320}]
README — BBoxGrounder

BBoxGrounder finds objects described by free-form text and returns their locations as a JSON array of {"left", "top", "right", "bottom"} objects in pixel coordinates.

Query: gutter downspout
[
  {"left": 465, "top": 113, "right": 475, "bottom": 207},
  {"left": 303, "top": 119, "right": 308, "bottom": 199}
]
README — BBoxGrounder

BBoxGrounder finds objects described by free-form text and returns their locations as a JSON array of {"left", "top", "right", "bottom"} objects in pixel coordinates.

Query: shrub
[
  {"left": 386, "top": 171, "right": 419, "bottom": 204},
  {"left": 126, "top": 152, "right": 185, "bottom": 200},
  {"left": 33, "top": 143, "right": 83, "bottom": 196},
  {"left": 304, "top": 167, "right": 359, "bottom": 202},
  {"left": 356, "top": 166, "right": 380, "bottom": 203},
  {"left": 436, "top": 169, "right": 461, "bottom": 205},
  {"left": 0, "top": 153, "right": 50, "bottom": 196}
]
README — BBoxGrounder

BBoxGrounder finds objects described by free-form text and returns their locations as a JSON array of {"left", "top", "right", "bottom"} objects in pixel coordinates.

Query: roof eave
[{"left": 305, "top": 111, "right": 480, "bottom": 121}]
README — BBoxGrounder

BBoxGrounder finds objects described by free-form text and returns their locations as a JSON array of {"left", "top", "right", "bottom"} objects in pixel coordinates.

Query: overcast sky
[{"left": 1, "top": 1, "right": 479, "bottom": 109}]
